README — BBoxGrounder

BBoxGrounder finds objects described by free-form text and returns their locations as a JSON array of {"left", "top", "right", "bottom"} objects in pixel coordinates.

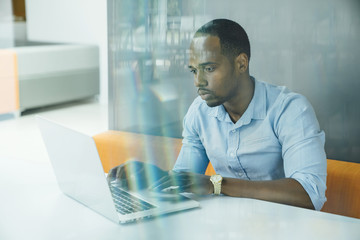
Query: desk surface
[{"left": 1, "top": 156, "right": 359, "bottom": 240}]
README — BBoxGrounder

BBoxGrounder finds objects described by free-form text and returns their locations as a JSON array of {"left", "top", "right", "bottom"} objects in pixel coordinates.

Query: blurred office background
[
  {"left": 0, "top": 0, "right": 107, "bottom": 107},
  {"left": 108, "top": 0, "right": 360, "bottom": 163},
  {"left": 1, "top": 0, "right": 359, "bottom": 163}
]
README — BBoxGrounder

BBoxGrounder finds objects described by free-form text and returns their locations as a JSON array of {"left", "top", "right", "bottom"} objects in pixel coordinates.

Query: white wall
[
  {"left": 25, "top": 0, "right": 108, "bottom": 103},
  {"left": 0, "top": 0, "right": 14, "bottom": 48}
]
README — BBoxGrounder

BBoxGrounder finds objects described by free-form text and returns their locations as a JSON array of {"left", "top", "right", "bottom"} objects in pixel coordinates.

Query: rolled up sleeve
[{"left": 276, "top": 94, "right": 327, "bottom": 210}]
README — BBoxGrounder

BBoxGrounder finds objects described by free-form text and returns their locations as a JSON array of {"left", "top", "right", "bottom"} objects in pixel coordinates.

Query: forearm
[{"left": 221, "top": 177, "right": 315, "bottom": 210}]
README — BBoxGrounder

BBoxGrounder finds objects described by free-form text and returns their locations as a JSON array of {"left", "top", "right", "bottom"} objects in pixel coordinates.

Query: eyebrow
[{"left": 188, "top": 62, "right": 218, "bottom": 68}]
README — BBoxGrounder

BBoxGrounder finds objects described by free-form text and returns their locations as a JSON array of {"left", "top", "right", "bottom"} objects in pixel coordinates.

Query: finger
[
  {"left": 117, "top": 162, "right": 133, "bottom": 179},
  {"left": 149, "top": 175, "right": 169, "bottom": 190},
  {"left": 151, "top": 173, "right": 189, "bottom": 192},
  {"left": 168, "top": 172, "right": 202, "bottom": 193},
  {"left": 116, "top": 166, "right": 124, "bottom": 180},
  {"left": 107, "top": 167, "right": 119, "bottom": 182},
  {"left": 107, "top": 169, "right": 114, "bottom": 181},
  {"left": 177, "top": 182, "right": 194, "bottom": 193},
  {"left": 161, "top": 185, "right": 180, "bottom": 193},
  {"left": 169, "top": 172, "right": 192, "bottom": 186},
  {"left": 149, "top": 175, "right": 174, "bottom": 192}
]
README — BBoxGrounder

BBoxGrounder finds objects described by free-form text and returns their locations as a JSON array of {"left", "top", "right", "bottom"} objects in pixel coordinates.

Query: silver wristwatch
[{"left": 210, "top": 174, "right": 223, "bottom": 195}]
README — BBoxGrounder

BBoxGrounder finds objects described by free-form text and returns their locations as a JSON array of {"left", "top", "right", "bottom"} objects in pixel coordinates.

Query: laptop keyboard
[{"left": 109, "top": 185, "right": 156, "bottom": 215}]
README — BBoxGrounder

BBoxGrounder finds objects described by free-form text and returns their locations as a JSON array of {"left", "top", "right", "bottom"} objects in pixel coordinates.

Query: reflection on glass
[
  {"left": 109, "top": 0, "right": 208, "bottom": 138},
  {"left": 108, "top": 0, "right": 360, "bottom": 163}
]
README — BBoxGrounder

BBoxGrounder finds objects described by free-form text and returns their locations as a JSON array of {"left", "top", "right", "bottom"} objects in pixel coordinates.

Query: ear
[{"left": 234, "top": 53, "right": 249, "bottom": 73}]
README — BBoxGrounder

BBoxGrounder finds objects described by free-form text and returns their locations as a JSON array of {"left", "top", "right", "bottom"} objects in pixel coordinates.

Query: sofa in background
[
  {"left": 0, "top": 49, "right": 19, "bottom": 114},
  {"left": 0, "top": 44, "right": 99, "bottom": 115},
  {"left": 93, "top": 130, "right": 360, "bottom": 219}
]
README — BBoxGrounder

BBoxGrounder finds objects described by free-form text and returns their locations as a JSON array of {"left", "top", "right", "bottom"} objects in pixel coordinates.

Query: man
[{"left": 108, "top": 19, "right": 327, "bottom": 211}]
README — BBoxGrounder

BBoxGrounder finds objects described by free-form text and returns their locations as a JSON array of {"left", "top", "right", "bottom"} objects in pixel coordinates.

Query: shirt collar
[
  {"left": 207, "top": 77, "right": 267, "bottom": 123},
  {"left": 207, "top": 104, "right": 229, "bottom": 121}
]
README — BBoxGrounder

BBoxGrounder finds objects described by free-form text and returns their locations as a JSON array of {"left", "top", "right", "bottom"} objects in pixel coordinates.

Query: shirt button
[
  {"left": 231, "top": 129, "right": 236, "bottom": 133},
  {"left": 230, "top": 152, "right": 236, "bottom": 158}
]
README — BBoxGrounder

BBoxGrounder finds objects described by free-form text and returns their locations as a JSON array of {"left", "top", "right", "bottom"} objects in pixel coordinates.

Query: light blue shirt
[{"left": 173, "top": 78, "right": 327, "bottom": 211}]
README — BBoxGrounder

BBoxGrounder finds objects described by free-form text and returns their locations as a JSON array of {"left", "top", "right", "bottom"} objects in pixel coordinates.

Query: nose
[{"left": 194, "top": 71, "right": 208, "bottom": 87}]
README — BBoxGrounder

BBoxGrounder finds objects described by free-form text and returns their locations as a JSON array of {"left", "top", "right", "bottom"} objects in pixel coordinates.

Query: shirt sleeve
[
  {"left": 173, "top": 99, "right": 209, "bottom": 174},
  {"left": 275, "top": 93, "right": 327, "bottom": 211}
]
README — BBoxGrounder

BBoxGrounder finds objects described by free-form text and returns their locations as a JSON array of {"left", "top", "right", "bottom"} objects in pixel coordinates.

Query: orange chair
[
  {"left": 93, "top": 130, "right": 216, "bottom": 175},
  {"left": 321, "top": 159, "right": 360, "bottom": 218},
  {"left": 93, "top": 131, "right": 360, "bottom": 219},
  {"left": 93, "top": 131, "right": 182, "bottom": 173}
]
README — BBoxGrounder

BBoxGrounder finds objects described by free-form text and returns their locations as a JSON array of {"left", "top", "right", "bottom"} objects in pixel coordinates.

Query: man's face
[{"left": 188, "top": 35, "right": 240, "bottom": 107}]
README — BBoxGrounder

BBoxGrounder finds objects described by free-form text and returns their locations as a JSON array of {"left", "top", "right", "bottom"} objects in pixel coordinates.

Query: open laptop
[{"left": 37, "top": 116, "right": 200, "bottom": 224}]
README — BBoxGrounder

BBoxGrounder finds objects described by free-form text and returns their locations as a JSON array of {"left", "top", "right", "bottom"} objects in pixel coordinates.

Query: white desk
[{"left": 0, "top": 156, "right": 359, "bottom": 240}]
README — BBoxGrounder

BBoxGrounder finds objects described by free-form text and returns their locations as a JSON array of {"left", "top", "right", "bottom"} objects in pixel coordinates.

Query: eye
[
  {"left": 189, "top": 68, "right": 197, "bottom": 74},
  {"left": 204, "top": 66, "right": 216, "bottom": 72}
]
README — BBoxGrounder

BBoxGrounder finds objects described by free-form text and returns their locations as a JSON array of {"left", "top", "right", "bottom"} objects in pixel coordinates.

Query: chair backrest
[
  {"left": 93, "top": 131, "right": 215, "bottom": 175},
  {"left": 205, "top": 162, "right": 216, "bottom": 176},
  {"left": 321, "top": 159, "right": 360, "bottom": 218},
  {"left": 93, "top": 131, "right": 182, "bottom": 173}
]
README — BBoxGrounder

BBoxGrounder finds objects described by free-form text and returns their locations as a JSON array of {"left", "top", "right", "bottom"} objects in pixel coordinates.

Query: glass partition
[
  {"left": 108, "top": 0, "right": 203, "bottom": 138},
  {"left": 108, "top": 0, "right": 360, "bottom": 163}
]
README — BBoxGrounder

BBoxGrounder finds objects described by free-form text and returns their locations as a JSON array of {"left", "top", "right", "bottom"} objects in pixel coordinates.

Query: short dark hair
[{"left": 194, "top": 19, "right": 251, "bottom": 61}]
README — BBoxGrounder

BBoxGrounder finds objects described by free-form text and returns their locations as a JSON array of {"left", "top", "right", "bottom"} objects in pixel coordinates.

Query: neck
[{"left": 223, "top": 76, "right": 254, "bottom": 123}]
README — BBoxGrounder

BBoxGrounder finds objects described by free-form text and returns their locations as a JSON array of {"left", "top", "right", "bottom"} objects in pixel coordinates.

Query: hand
[
  {"left": 107, "top": 160, "right": 168, "bottom": 191},
  {"left": 149, "top": 171, "right": 213, "bottom": 195}
]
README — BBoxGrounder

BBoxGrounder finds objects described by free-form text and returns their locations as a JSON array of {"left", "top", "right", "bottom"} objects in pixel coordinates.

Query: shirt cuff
[{"left": 291, "top": 172, "right": 327, "bottom": 211}]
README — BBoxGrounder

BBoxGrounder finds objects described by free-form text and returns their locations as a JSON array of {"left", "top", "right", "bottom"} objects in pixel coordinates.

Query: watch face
[{"left": 211, "top": 174, "right": 222, "bottom": 183}]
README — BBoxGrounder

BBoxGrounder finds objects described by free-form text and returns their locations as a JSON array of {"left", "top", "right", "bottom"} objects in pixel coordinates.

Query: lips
[
  {"left": 198, "top": 89, "right": 212, "bottom": 100},
  {"left": 198, "top": 89, "right": 212, "bottom": 96}
]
